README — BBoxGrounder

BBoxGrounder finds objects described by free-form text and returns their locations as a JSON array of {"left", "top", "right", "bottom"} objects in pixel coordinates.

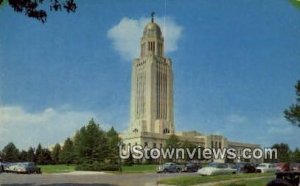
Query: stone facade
[{"left": 120, "top": 17, "right": 261, "bottom": 163}]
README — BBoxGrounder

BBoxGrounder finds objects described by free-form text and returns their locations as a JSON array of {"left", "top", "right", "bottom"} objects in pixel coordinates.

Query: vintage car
[
  {"left": 157, "top": 162, "right": 182, "bottom": 173},
  {"left": 182, "top": 161, "right": 202, "bottom": 172},
  {"left": 197, "top": 162, "right": 237, "bottom": 176},
  {"left": 256, "top": 163, "right": 276, "bottom": 173},
  {"left": 4, "top": 162, "right": 41, "bottom": 174},
  {"left": 235, "top": 162, "right": 256, "bottom": 173}
]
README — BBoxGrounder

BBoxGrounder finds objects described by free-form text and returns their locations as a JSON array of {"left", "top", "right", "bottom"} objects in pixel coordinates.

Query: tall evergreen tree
[
  {"left": 59, "top": 137, "right": 74, "bottom": 164},
  {"left": 284, "top": 80, "right": 300, "bottom": 127},
  {"left": 36, "top": 143, "right": 43, "bottom": 164},
  {"left": 19, "top": 150, "right": 28, "bottom": 161},
  {"left": 272, "top": 143, "right": 291, "bottom": 162},
  {"left": 51, "top": 143, "right": 61, "bottom": 164},
  {"left": 27, "top": 147, "right": 36, "bottom": 162},
  {"left": 2, "top": 142, "right": 19, "bottom": 162},
  {"left": 73, "top": 118, "right": 108, "bottom": 163},
  {"left": 107, "top": 127, "right": 121, "bottom": 164}
]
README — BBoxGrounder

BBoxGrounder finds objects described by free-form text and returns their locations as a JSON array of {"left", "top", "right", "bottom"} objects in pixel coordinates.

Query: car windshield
[
  {"left": 258, "top": 164, "right": 267, "bottom": 167},
  {"left": 209, "top": 163, "right": 227, "bottom": 168}
]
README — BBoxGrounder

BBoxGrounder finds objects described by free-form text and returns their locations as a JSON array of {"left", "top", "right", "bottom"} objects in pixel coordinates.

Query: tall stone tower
[{"left": 129, "top": 14, "right": 174, "bottom": 135}]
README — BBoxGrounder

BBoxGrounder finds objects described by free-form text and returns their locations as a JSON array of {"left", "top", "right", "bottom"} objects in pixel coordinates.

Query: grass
[
  {"left": 215, "top": 177, "right": 274, "bottom": 186},
  {"left": 121, "top": 164, "right": 157, "bottom": 173},
  {"left": 39, "top": 164, "right": 157, "bottom": 174},
  {"left": 158, "top": 173, "right": 275, "bottom": 186},
  {"left": 39, "top": 164, "right": 76, "bottom": 174}
]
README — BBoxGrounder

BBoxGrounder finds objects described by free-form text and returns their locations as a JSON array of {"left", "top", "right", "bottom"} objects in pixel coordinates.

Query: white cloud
[
  {"left": 107, "top": 16, "right": 183, "bottom": 61},
  {"left": 0, "top": 106, "right": 108, "bottom": 150}
]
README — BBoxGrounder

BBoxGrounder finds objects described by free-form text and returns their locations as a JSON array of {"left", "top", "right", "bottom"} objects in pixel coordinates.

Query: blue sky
[{"left": 0, "top": 0, "right": 299, "bottom": 150}]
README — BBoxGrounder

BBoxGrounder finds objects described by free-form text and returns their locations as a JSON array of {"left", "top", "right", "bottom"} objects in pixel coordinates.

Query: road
[{"left": 0, "top": 171, "right": 198, "bottom": 186}]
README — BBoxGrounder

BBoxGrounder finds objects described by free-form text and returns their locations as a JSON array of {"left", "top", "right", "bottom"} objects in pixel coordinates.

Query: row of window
[
  {"left": 140, "top": 41, "right": 163, "bottom": 57},
  {"left": 136, "top": 72, "right": 146, "bottom": 118},
  {"left": 211, "top": 141, "right": 222, "bottom": 148},
  {"left": 156, "top": 68, "right": 168, "bottom": 119}
]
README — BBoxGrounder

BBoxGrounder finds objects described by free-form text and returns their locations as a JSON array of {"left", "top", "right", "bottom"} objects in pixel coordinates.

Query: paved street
[{"left": 0, "top": 172, "right": 197, "bottom": 186}]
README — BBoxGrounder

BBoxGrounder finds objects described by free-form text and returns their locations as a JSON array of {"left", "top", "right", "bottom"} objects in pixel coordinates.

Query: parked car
[
  {"left": 267, "top": 171, "right": 300, "bottom": 186},
  {"left": 290, "top": 163, "right": 300, "bottom": 172},
  {"left": 182, "top": 161, "right": 202, "bottom": 172},
  {"left": 157, "top": 162, "right": 182, "bottom": 173},
  {"left": 235, "top": 162, "right": 256, "bottom": 173},
  {"left": 197, "top": 162, "right": 237, "bottom": 176},
  {"left": 3, "top": 162, "right": 41, "bottom": 174},
  {"left": 275, "top": 162, "right": 290, "bottom": 172},
  {"left": 0, "top": 162, "right": 5, "bottom": 173},
  {"left": 17, "top": 162, "right": 41, "bottom": 174},
  {"left": 256, "top": 163, "right": 276, "bottom": 173}
]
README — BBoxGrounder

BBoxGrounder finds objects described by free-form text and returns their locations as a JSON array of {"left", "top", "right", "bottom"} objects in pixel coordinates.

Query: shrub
[{"left": 75, "top": 162, "right": 119, "bottom": 171}]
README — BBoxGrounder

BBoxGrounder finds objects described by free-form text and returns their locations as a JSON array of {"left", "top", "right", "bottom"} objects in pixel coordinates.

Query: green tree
[
  {"left": 73, "top": 118, "right": 109, "bottom": 163},
  {"left": 41, "top": 148, "right": 53, "bottom": 164},
  {"left": 59, "top": 137, "right": 74, "bottom": 164},
  {"left": 292, "top": 148, "right": 300, "bottom": 163},
  {"left": 0, "top": 0, "right": 77, "bottom": 23},
  {"left": 35, "top": 143, "right": 43, "bottom": 164},
  {"left": 35, "top": 143, "right": 52, "bottom": 164},
  {"left": 165, "top": 134, "right": 181, "bottom": 162},
  {"left": 27, "top": 147, "right": 35, "bottom": 162},
  {"left": 51, "top": 143, "right": 61, "bottom": 164},
  {"left": 2, "top": 142, "right": 19, "bottom": 162},
  {"left": 165, "top": 134, "right": 181, "bottom": 148},
  {"left": 182, "top": 140, "right": 198, "bottom": 161},
  {"left": 289, "top": 0, "right": 300, "bottom": 10},
  {"left": 284, "top": 80, "right": 300, "bottom": 127},
  {"left": 106, "top": 127, "right": 121, "bottom": 164},
  {"left": 19, "top": 150, "right": 28, "bottom": 161},
  {"left": 272, "top": 143, "right": 291, "bottom": 162}
]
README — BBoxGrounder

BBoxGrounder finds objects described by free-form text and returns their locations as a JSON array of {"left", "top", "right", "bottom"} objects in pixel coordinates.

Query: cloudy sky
[{"left": 0, "top": 0, "right": 299, "bottom": 150}]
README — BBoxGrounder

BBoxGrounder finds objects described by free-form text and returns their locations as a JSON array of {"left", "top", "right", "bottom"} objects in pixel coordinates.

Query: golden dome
[{"left": 143, "top": 21, "right": 162, "bottom": 37}]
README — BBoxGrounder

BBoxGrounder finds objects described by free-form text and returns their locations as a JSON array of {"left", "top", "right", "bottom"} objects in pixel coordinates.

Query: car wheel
[
  {"left": 163, "top": 169, "right": 167, "bottom": 173},
  {"left": 176, "top": 168, "right": 181, "bottom": 173}
]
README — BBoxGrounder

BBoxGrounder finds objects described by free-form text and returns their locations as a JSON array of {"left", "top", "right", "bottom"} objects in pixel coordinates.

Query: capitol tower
[{"left": 129, "top": 14, "right": 174, "bottom": 135}]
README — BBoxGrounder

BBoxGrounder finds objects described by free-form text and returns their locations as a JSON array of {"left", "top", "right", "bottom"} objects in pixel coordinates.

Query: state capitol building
[{"left": 120, "top": 15, "right": 260, "bottom": 163}]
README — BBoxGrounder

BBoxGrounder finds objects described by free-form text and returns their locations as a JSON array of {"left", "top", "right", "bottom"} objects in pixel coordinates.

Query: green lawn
[
  {"left": 39, "top": 164, "right": 157, "bottom": 174},
  {"left": 215, "top": 177, "right": 274, "bottom": 186},
  {"left": 121, "top": 164, "right": 157, "bottom": 173},
  {"left": 158, "top": 173, "right": 275, "bottom": 186},
  {"left": 39, "top": 164, "right": 76, "bottom": 173}
]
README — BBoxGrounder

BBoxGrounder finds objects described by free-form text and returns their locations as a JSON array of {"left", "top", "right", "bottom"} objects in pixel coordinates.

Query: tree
[
  {"left": 35, "top": 143, "right": 43, "bottom": 164},
  {"left": 0, "top": 0, "right": 77, "bottom": 23},
  {"left": 51, "top": 143, "right": 61, "bottom": 164},
  {"left": 165, "top": 134, "right": 181, "bottom": 149},
  {"left": 182, "top": 140, "right": 198, "bottom": 161},
  {"left": 59, "top": 137, "right": 74, "bottom": 164},
  {"left": 106, "top": 127, "right": 121, "bottom": 164},
  {"left": 165, "top": 134, "right": 181, "bottom": 162},
  {"left": 35, "top": 143, "right": 53, "bottom": 164},
  {"left": 73, "top": 118, "right": 109, "bottom": 163},
  {"left": 289, "top": 0, "right": 300, "bottom": 10},
  {"left": 27, "top": 147, "right": 36, "bottom": 162},
  {"left": 2, "top": 142, "right": 19, "bottom": 162},
  {"left": 291, "top": 148, "right": 300, "bottom": 163},
  {"left": 284, "top": 80, "right": 300, "bottom": 127},
  {"left": 19, "top": 150, "right": 28, "bottom": 161},
  {"left": 272, "top": 143, "right": 291, "bottom": 162}
]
